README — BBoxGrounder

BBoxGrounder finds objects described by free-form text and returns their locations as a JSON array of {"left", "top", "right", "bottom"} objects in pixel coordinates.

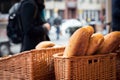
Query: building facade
[
  {"left": 45, "top": 0, "right": 105, "bottom": 21},
  {"left": 0, "top": 0, "right": 105, "bottom": 21},
  {"left": 77, "top": 0, "right": 106, "bottom": 21},
  {"left": 45, "top": 0, "right": 78, "bottom": 19}
]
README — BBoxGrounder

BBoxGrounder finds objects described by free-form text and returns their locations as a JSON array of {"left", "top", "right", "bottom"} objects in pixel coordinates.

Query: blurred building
[
  {"left": 0, "top": 0, "right": 105, "bottom": 21},
  {"left": 45, "top": 0, "right": 77, "bottom": 19},
  {"left": 77, "top": 0, "right": 105, "bottom": 21},
  {"left": 45, "top": 0, "right": 105, "bottom": 21}
]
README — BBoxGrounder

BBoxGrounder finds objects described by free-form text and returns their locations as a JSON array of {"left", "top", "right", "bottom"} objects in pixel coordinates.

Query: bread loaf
[
  {"left": 63, "top": 26, "right": 94, "bottom": 57},
  {"left": 52, "top": 45, "right": 65, "bottom": 48},
  {"left": 97, "top": 31, "right": 120, "bottom": 54},
  {"left": 35, "top": 41, "right": 55, "bottom": 49},
  {"left": 86, "top": 33, "right": 104, "bottom": 55}
]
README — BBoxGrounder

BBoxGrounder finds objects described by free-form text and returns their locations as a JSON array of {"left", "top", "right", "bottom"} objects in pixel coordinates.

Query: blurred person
[
  {"left": 20, "top": 0, "right": 50, "bottom": 52},
  {"left": 112, "top": 0, "right": 120, "bottom": 31},
  {"left": 54, "top": 16, "right": 62, "bottom": 40}
]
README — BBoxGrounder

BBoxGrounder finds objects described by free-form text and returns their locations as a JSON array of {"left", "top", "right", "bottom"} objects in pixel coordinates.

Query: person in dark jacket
[
  {"left": 112, "top": 0, "right": 120, "bottom": 31},
  {"left": 20, "top": 0, "right": 50, "bottom": 52},
  {"left": 54, "top": 16, "right": 62, "bottom": 40}
]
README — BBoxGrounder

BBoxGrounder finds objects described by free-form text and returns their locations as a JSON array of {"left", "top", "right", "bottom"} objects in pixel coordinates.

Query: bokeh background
[{"left": 0, "top": 0, "right": 110, "bottom": 56}]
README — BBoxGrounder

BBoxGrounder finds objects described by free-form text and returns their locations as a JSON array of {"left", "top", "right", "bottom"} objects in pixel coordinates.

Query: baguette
[
  {"left": 97, "top": 31, "right": 120, "bottom": 54},
  {"left": 86, "top": 33, "right": 104, "bottom": 55},
  {"left": 63, "top": 26, "right": 94, "bottom": 57}
]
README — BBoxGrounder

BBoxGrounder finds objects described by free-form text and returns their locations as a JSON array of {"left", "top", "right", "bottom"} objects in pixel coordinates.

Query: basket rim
[
  {"left": 0, "top": 51, "right": 30, "bottom": 61},
  {"left": 31, "top": 46, "right": 65, "bottom": 52},
  {"left": 0, "top": 47, "right": 65, "bottom": 61},
  {"left": 53, "top": 53, "right": 117, "bottom": 59}
]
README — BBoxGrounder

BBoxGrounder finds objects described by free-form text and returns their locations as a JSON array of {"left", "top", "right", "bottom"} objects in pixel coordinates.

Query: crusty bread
[
  {"left": 97, "top": 31, "right": 120, "bottom": 54},
  {"left": 35, "top": 41, "right": 55, "bottom": 49},
  {"left": 84, "top": 25, "right": 94, "bottom": 34},
  {"left": 63, "top": 26, "right": 94, "bottom": 57},
  {"left": 52, "top": 45, "right": 65, "bottom": 48},
  {"left": 86, "top": 33, "right": 104, "bottom": 55}
]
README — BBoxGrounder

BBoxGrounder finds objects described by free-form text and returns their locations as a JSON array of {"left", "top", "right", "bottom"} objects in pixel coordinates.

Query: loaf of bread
[
  {"left": 63, "top": 26, "right": 94, "bottom": 57},
  {"left": 97, "top": 31, "right": 120, "bottom": 54},
  {"left": 86, "top": 33, "right": 104, "bottom": 55},
  {"left": 52, "top": 45, "right": 65, "bottom": 48},
  {"left": 35, "top": 41, "right": 55, "bottom": 49}
]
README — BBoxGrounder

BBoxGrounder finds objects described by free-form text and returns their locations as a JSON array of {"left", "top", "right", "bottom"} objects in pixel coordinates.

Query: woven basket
[
  {"left": 116, "top": 51, "right": 120, "bottom": 80},
  {"left": 53, "top": 53, "right": 116, "bottom": 80},
  {"left": 117, "top": 54, "right": 120, "bottom": 80},
  {"left": 0, "top": 47, "right": 65, "bottom": 80}
]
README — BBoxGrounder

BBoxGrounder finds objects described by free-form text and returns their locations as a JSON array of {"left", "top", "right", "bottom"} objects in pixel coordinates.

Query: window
[
  {"left": 46, "top": 0, "right": 53, "bottom": 1},
  {"left": 102, "top": 0, "right": 106, "bottom": 3},
  {"left": 97, "top": 0, "right": 100, "bottom": 4},
  {"left": 58, "top": 10, "right": 64, "bottom": 19},
  {"left": 89, "top": 0, "right": 93, "bottom": 3},
  {"left": 54, "top": 0, "right": 63, "bottom": 1},
  {"left": 50, "top": 9, "right": 54, "bottom": 17},
  {"left": 79, "top": 0, "right": 84, "bottom": 3}
]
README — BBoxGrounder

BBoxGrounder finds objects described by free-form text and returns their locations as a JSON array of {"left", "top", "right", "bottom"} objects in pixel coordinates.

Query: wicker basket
[
  {"left": 114, "top": 46, "right": 120, "bottom": 80},
  {"left": 0, "top": 47, "right": 65, "bottom": 80},
  {"left": 53, "top": 53, "right": 116, "bottom": 80},
  {"left": 116, "top": 51, "right": 120, "bottom": 80}
]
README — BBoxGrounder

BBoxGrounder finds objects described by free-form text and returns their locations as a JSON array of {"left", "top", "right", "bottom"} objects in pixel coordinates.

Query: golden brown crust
[
  {"left": 86, "top": 33, "right": 104, "bottom": 55},
  {"left": 83, "top": 26, "right": 94, "bottom": 34},
  {"left": 63, "top": 26, "right": 94, "bottom": 57},
  {"left": 97, "top": 31, "right": 120, "bottom": 54},
  {"left": 35, "top": 41, "right": 55, "bottom": 49}
]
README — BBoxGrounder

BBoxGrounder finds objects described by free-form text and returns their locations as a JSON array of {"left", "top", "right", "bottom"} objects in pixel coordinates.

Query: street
[
  {"left": 0, "top": 23, "right": 70, "bottom": 56},
  {"left": 10, "top": 30, "right": 70, "bottom": 54}
]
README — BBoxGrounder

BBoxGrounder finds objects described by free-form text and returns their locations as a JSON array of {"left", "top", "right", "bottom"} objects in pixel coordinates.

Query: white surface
[{"left": 60, "top": 19, "right": 82, "bottom": 34}]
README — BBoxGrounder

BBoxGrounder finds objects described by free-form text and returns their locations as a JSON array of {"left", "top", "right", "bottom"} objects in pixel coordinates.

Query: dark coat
[
  {"left": 112, "top": 0, "right": 120, "bottom": 31},
  {"left": 20, "top": 0, "right": 49, "bottom": 52}
]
